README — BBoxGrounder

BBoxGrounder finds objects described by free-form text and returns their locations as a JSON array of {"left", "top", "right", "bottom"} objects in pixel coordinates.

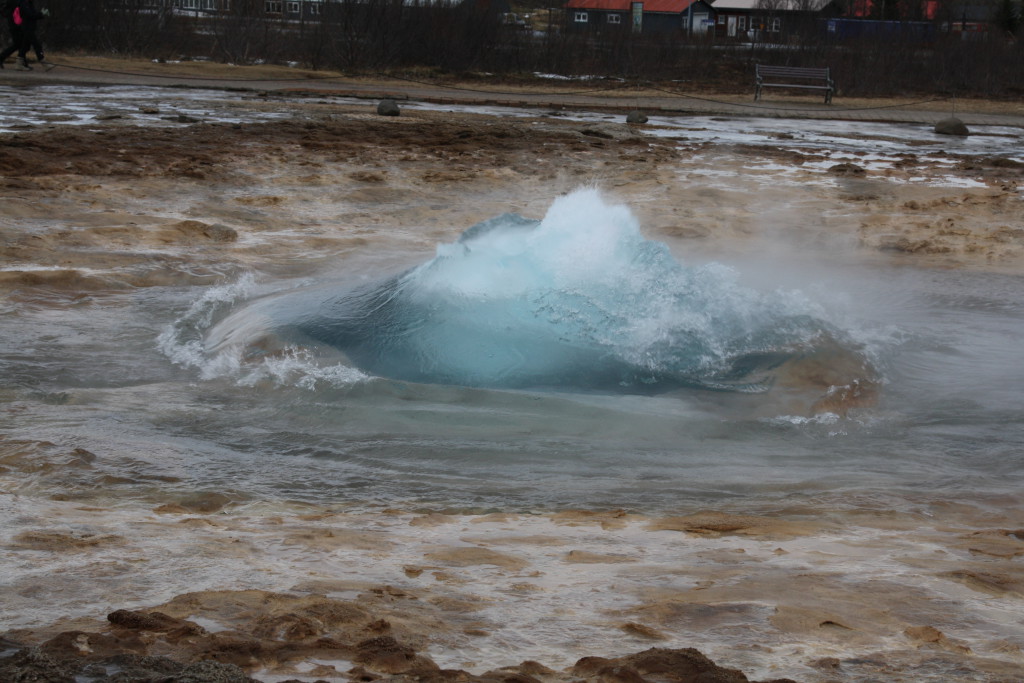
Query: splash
[{"left": 204, "top": 189, "right": 862, "bottom": 395}]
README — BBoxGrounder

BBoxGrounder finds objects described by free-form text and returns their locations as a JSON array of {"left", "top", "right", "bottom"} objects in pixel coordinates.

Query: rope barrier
[
  {"left": 43, "top": 61, "right": 642, "bottom": 96},
  {"left": 370, "top": 71, "right": 641, "bottom": 97},
  {"left": 36, "top": 60, "right": 956, "bottom": 116},
  {"left": 647, "top": 83, "right": 952, "bottom": 113},
  {"left": 40, "top": 61, "right": 334, "bottom": 82}
]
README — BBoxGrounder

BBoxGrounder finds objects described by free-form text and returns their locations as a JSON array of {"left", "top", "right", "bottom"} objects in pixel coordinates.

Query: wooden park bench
[{"left": 754, "top": 65, "right": 835, "bottom": 104}]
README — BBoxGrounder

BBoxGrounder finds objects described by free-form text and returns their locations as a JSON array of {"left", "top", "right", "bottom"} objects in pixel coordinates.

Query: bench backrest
[{"left": 756, "top": 65, "right": 831, "bottom": 80}]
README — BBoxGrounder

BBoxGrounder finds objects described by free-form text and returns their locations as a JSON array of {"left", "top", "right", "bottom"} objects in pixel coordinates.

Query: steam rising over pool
[{"left": 197, "top": 190, "right": 853, "bottom": 396}]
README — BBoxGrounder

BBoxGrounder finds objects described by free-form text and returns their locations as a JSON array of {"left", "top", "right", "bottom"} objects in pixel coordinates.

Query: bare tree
[{"left": 211, "top": 0, "right": 288, "bottom": 63}]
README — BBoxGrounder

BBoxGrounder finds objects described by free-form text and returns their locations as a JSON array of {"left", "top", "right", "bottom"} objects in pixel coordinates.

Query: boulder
[
  {"left": 626, "top": 110, "right": 648, "bottom": 124},
  {"left": 828, "top": 163, "right": 866, "bottom": 176},
  {"left": 934, "top": 116, "right": 969, "bottom": 136},
  {"left": 377, "top": 99, "right": 401, "bottom": 117}
]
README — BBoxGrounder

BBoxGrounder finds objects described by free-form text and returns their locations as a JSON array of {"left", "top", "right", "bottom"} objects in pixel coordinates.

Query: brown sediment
[
  {"left": 564, "top": 549, "right": 638, "bottom": 564},
  {"left": 4, "top": 500, "right": 1024, "bottom": 681},
  {"left": 8, "top": 529, "right": 125, "bottom": 551},
  {"left": 153, "top": 492, "right": 237, "bottom": 515},
  {"left": 423, "top": 546, "right": 530, "bottom": 570},
  {"left": 646, "top": 512, "right": 822, "bottom": 539},
  {"left": 0, "top": 592, "right": 799, "bottom": 683},
  {"left": 858, "top": 189, "right": 1024, "bottom": 265},
  {"left": 6, "top": 546, "right": 757, "bottom": 678},
  {"left": 552, "top": 509, "right": 636, "bottom": 529},
  {"left": 941, "top": 570, "right": 1024, "bottom": 597}
]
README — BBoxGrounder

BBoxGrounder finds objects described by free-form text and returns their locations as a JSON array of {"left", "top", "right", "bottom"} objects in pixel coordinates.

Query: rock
[
  {"left": 108, "top": 609, "right": 207, "bottom": 637},
  {"left": 104, "top": 653, "right": 184, "bottom": 678},
  {"left": 164, "top": 220, "right": 238, "bottom": 244},
  {"left": 252, "top": 613, "right": 325, "bottom": 641},
  {"left": 175, "top": 660, "right": 258, "bottom": 682},
  {"left": 809, "top": 656, "right": 842, "bottom": 670},
  {"left": 354, "top": 635, "right": 438, "bottom": 674},
  {"left": 904, "top": 625, "right": 972, "bottom": 654},
  {"left": 988, "top": 156, "right": 1024, "bottom": 169},
  {"left": 0, "top": 646, "right": 259, "bottom": 682},
  {"left": 205, "top": 223, "right": 239, "bottom": 242},
  {"left": 828, "top": 163, "right": 866, "bottom": 175},
  {"left": 934, "top": 116, "right": 969, "bottom": 136},
  {"left": 377, "top": 99, "right": 401, "bottom": 117},
  {"left": 626, "top": 110, "right": 648, "bottom": 124},
  {"left": 0, "top": 647, "right": 79, "bottom": 682},
  {"left": 39, "top": 630, "right": 133, "bottom": 660},
  {"left": 579, "top": 123, "right": 635, "bottom": 140},
  {"left": 597, "top": 664, "right": 647, "bottom": 683},
  {"left": 573, "top": 647, "right": 770, "bottom": 683}
]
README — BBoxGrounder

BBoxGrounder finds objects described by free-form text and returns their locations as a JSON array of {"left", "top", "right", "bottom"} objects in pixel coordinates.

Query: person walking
[{"left": 1, "top": 0, "right": 48, "bottom": 71}]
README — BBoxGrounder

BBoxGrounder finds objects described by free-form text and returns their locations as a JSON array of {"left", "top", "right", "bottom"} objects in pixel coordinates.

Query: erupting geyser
[{"left": 207, "top": 189, "right": 876, "bottom": 404}]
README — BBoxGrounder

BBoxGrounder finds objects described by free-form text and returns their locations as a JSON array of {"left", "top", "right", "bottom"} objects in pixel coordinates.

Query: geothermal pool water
[
  {"left": 2, "top": 87, "right": 1024, "bottom": 682},
  {"left": 10, "top": 188, "right": 1019, "bottom": 511},
  {"left": 5, "top": 190, "right": 1024, "bottom": 678}
]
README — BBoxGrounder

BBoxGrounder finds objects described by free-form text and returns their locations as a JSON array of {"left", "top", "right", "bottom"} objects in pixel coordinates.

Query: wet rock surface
[{"left": 0, "top": 609, "right": 796, "bottom": 683}]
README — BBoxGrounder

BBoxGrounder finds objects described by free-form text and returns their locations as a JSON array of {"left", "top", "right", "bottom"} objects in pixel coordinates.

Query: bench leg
[{"left": 754, "top": 85, "right": 761, "bottom": 101}]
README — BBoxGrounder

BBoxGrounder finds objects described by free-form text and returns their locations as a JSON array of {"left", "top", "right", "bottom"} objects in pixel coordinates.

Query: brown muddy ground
[{"left": 3, "top": 102, "right": 1022, "bottom": 285}]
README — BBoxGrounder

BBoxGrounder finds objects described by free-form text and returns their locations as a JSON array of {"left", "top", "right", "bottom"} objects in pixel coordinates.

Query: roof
[
  {"left": 564, "top": 0, "right": 704, "bottom": 12},
  {"left": 710, "top": 0, "right": 834, "bottom": 9}
]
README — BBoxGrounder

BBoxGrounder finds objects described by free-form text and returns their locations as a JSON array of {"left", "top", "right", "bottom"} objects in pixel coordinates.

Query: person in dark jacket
[{"left": 1, "top": 0, "right": 48, "bottom": 70}]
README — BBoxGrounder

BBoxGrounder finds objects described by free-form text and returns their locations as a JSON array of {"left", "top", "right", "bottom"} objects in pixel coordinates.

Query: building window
[
  {"left": 717, "top": 14, "right": 726, "bottom": 24},
  {"left": 770, "top": 17, "right": 780, "bottom": 31},
  {"left": 308, "top": 2, "right": 320, "bottom": 14},
  {"left": 607, "top": 13, "right": 621, "bottom": 23},
  {"left": 574, "top": 11, "right": 588, "bottom": 22},
  {"left": 265, "top": 0, "right": 282, "bottom": 12},
  {"left": 287, "top": 0, "right": 299, "bottom": 11},
  {"left": 738, "top": 16, "right": 746, "bottom": 29}
]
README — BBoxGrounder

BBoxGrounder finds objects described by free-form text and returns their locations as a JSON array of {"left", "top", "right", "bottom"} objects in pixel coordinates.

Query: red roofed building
[{"left": 564, "top": 0, "right": 715, "bottom": 35}]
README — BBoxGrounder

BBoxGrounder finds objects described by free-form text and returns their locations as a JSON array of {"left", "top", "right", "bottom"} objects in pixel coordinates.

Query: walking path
[{"left": 2, "top": 58, "right": 1023, "bottom": 129}]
